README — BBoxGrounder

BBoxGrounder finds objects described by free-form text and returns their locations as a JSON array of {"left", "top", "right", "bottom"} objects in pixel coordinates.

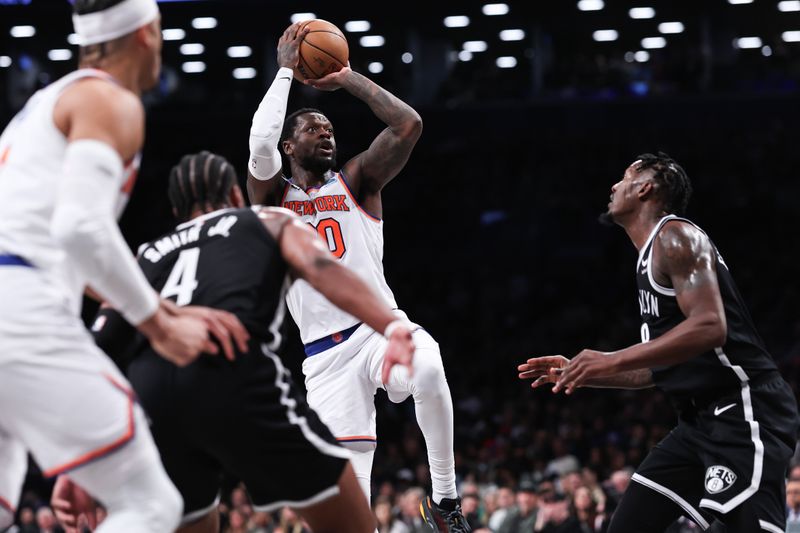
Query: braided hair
[
  {"left": 634, "top": 152, "right": 693, "bottom": 216},
  {"left": 168, "top": 151, "right": 238, "bottom": 222}
]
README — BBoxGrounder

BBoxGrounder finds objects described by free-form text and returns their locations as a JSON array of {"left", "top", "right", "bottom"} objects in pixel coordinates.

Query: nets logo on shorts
[{"left": 705, "top": 465, "right": 737, "bottom": 494}]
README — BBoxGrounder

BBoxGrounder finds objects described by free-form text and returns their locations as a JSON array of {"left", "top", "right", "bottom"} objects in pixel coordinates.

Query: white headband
[{"left": 72, "top": 0, "right": 159, "bottom": 46}]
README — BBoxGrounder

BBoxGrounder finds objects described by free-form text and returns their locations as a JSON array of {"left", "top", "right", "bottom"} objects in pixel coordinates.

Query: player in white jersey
[
  {"left": 0, "top": 1, "right": 248, "bottom": 531},
  {"left": 247, "top": 23, "right": 469, "bottom": 533}
]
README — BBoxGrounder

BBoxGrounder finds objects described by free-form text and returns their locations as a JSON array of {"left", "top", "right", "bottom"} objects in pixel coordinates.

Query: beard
[
  {"left": 299, "top": 150, "right": 337, "bottom": 174},
  {"left": 598, "top": 210, "right": 616, "bottom": 226}
]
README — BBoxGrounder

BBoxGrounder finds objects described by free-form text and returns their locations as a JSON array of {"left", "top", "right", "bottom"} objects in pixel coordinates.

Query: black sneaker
[{"left": 419, "top": 496, "right": 472, "bottom": 533}]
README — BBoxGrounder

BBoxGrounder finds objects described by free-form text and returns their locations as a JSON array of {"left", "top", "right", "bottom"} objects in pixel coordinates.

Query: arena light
[
  {"left": 10, "top": 25, "right": 36, "bottom": 38},
  {"left": 182, "top": 61, "right": 206, "bottom": 73},
  {"left": 47, "top": 49, "right": 72, "bottom": 61},
  {"left": 658, "top": 22, "right": 685, "bottom": 34},
  {"left": 629, "top": 7, "right": 656, "bottom": 19},
  {"left": 368, "top": 62, "right": 383, "bottom": 73},
  {"left": 233, "top": 67, "right": 257, "bottom": 79},
  {"left": 728, "top": 0, "right": 753, "bottom": 4},
  {"left": 344, "top": 20, "right": 371, "bottom": 32},
  {"left": 634, "top": 50, "right": 650, "bottom": 62},
  {"left": 67, "top": 33, "right": 81, "bottom": 45},
  {"left": 496, "top": 56, "right": 517, "bottom": 68},
  {"left": 778, "top": 0, "right": 800, "bottom": 11},
  {"left": 482, "top": 3, "right": 510, "bottom": 15},
  {"left": 593, "top": 29, "right": 618, "bottom": 42},
  {"left": 499, "top": 29, "right": 525, "bottom": 41},
  {"left": 401, "top": 52, "right": 413, "bottom": 63},
  {"left": 191, "top": 17, "right": 217, "bottom": 29},
  {"left": 735, "top": 36, "right": 762, "bottom": 48},
  {"left": 359, "top": 35, "right": 385, "bottom": 47},
  {"left": 463, "top": 40, "right": 488, "bottom": 52},
  {"left": 290, "top": 13, "right": 316, "bottom": 23},
  {"left": 227, "top": 46, "right": 252, "bottom": 58},
  {"left": 577, "top": 0, "right": 604, "bottom": 11},
  {"left": 458, "top": 50, "right": 473, "bottom": 61},
  {"left": 0, "top": 56, "right": 11, "bottom": 68},
  {"left": 641, "top": 36, "right": 666, "bottom": 49},
  {"left": 162, "top": 28, "right": 186, "bottom": 41},
  {"left": 444, "top": 16, "right": 470, "bottom": 28},
  {"left": 783, "top": 31, "right": 800, "bottom": 42},
  {"left": 180, "top": 43, "right": 204, "bottom": 55}
]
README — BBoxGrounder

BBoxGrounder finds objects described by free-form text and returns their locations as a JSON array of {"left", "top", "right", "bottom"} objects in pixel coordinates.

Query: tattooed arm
[{"left": 550, "top": 220, "right": 727, "bottom": 394}]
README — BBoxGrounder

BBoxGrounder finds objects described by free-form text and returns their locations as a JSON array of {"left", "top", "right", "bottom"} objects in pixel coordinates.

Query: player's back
[
  {"left": 0, "top": 69, "right": 140, "bottom": 310},
  {"left": 137, "top": 206, "right": 287, "bottom": 346},
  {"left": 281, "top": 172, "right": 398, "bottom": 344}
]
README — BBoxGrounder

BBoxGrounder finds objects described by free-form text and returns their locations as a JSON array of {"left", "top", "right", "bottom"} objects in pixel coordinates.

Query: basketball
[{"left": 294, "top": 19, "right": 349, "bottom": 81}]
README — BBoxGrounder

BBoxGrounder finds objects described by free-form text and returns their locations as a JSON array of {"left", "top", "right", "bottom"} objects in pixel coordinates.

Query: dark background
[{"left": 2, "top": 0, "right": 799, "bottom": 529}]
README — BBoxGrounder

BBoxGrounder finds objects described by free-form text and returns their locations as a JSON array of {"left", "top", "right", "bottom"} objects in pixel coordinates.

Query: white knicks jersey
[
  {"left": 0, "top": 68, "right": 140, "bottom": 312},
  {"left": 282, "top": 172, "right": 399, "bottom": 344}
]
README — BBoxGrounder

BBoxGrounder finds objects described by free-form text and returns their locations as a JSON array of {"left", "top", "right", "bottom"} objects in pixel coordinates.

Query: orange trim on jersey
[
  {"left": 120, "top": 166, "right": 139, "bottom": 195},
  {"left": 336, "top": 435, "right": 378, "bottom": 442},
  {"left": 0, "top": 495, "right": 14, "bottom": 514},
  {"left": 336, "top": 172, "right": 382, "bottom": 224},
  {"left": 42, "top": 373, "right": 136, "bottom": 478},
  {"left": 0, "top": 147, "right": 10, "bottom": 165}
]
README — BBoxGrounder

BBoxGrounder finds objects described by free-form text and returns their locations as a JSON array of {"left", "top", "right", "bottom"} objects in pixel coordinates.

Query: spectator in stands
[
  {"left": 497, "top": 480, "right": 538, "bottom": 533},
  {"left": 787, "top": 479, "right": 800, "bottom": 533}
]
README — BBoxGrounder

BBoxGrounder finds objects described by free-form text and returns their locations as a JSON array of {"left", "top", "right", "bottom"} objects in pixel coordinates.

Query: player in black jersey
[
  {"left": 519, "top": 153, "right": 799, "bottom": 533},
  {"left": 52, "top": 151, "right": 416, "bottom": 533}
]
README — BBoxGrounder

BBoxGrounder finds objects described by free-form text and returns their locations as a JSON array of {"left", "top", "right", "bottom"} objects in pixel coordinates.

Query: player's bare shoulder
[
  {"left": 253, "top": 205, "right": 302, "bottom": 239},
  {"left": 654, "top": 219, "right": 716, "bottom": 289}
]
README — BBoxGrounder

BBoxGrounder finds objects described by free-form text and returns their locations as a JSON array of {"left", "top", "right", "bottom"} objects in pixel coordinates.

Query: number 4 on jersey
[{"left": 161, "top": 248, "right": 200, "bottom": 305}]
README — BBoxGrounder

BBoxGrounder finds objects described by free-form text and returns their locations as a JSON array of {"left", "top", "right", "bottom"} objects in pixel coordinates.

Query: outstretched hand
[
  {"left": 518, "top": 355, "right": 568, "bottom": 389},
  {"left": 304, "top": 65, "right": 352, "bottom": 91}
]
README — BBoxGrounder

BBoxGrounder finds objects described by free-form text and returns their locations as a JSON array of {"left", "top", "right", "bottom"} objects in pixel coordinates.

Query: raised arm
[
  {"left": 246, "top": 23, "right": 309, "bottom": 205},
  {"left": 306, "top": 68, "right": 422, "bottom": 196},
  {"left": 257, "top": 207, "right": 414, "bottom": 382},
  {"left": 553, "top": 221, "right": 726, "bottom": 394}
]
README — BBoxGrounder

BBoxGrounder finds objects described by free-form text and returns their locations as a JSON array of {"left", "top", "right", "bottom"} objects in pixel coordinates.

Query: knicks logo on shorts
[{"left": 705, "top": 465, "right": 737, "bottom": 494}]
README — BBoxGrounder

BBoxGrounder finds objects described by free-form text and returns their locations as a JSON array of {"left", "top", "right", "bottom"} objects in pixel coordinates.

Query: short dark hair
[
  {"left": 168, "top": 151, "right": 238, "bottom": 222},
  {"left": 72, "top": 0, "right": 127, "bottom": 15},
  {"left": 280, "top": 107, "right": 326, "bottom": 147},
  {"left": 635, "top": 152, "right": 693, "bottom": 216}
]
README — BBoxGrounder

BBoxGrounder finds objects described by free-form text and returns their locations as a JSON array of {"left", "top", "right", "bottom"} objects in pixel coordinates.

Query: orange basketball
[{"left": 294, "top": 19, "right": 349, "bottom": 81}]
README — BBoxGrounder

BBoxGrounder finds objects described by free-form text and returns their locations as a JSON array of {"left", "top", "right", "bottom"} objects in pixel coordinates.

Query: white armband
[
  {"left": 51, "top": 140, "right": 158, "bottom": 325},
  {"left": 248, "top": 66, "right": 293, "bottom": 181}
]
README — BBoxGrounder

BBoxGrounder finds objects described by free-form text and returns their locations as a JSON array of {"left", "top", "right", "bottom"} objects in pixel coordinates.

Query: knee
[{"left": 411, "top": 353, "right": 447, "bottom": 397}]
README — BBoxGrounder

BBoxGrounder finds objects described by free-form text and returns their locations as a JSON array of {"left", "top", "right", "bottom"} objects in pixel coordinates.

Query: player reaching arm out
[
  {"left": 51, "top": 77, "right": 248, "bottom": 366},
  {"left": 260, "top": 207, "right": 414, "bottom": 382}
]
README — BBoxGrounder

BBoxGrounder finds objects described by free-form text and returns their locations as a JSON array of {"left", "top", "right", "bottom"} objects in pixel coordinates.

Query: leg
[
  {"left": 296, "top": 462, "right": 376, "bottom": 533},
  {"left": 608, "top": 477, "right": 697, "bottom": 533},
  {"left": 349, "top": 449, "right": 375, "bottom": 505},
  {"left": 378, "top": 330, "right": 457, "bottom": 503},
  {"left": 66, "top": 406, "right": 183, "bottom": 533},
  {"left": 0, "top": 431, "right": 27, "bottom": 530}
]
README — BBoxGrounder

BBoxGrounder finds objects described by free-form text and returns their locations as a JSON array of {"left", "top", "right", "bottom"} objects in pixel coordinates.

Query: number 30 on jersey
[{"left": 310, "top": 218, "right": 346, "bottom": 259}]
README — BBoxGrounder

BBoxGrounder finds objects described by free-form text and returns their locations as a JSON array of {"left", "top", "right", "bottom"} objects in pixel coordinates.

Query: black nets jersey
[
  {"left": 137, "top": 207, "right": 288, "bottom": 345},
  {"left": 636, "top": 215, "right": 778, "bottom": 406},
  {"left": 93, "top": 206, "right": 289, "bottom": 365}
]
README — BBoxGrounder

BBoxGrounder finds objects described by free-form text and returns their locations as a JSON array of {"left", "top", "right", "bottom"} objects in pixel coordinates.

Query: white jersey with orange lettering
[
  {"left": 281, "top": 171, "right": 399, "bottom": 345},
  {"left": 0, "top": 68, "right": 140, "bottom": 313}
]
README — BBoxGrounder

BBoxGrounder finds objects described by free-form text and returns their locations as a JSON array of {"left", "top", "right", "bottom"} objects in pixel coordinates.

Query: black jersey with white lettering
[
  {"left": 635, "top": 215, "right": 778, "bottom": 407},
  {"left": 137, "top": 207, "right": 288, "bottom": 346}
]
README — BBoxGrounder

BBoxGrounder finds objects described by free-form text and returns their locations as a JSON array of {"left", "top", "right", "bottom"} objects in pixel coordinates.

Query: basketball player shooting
[
  {"left": 246, "top": 22, "right": 470, "bottom": 532},
  {"left": 519, "top": 153, "right": 799, "bottom": 533},
  {"left": 0, "top": 1, "right": 247, "bottom": 531}
]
